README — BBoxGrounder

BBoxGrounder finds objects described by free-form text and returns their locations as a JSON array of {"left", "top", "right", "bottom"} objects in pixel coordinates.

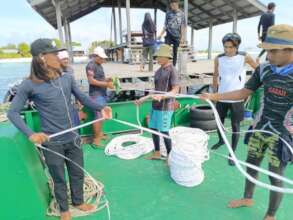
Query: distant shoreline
[
  {"left": 0, "top": 51, "right": 260, "bottom": 64},
  {"left": 0, "top": 58, "right": 32, "bottom": 63}
]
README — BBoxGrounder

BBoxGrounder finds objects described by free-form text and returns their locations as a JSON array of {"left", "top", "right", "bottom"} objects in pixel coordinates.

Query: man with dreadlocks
[{"left": 8, "top": 38, "right": 112, "bottom": 220}]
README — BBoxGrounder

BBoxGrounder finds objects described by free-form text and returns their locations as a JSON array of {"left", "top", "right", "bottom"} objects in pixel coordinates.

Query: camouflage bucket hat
[{"left": 258, "top": 24, "right": 293, "bottom": 50}]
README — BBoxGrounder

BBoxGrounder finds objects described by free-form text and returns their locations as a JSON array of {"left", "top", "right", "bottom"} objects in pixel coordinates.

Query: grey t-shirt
[
  {"left": 152, "top": 64, "right": 179, "bottom": 111},
  {"left": 86, "top": 60, "right": 107, "bottom": 97},
  {"left": 7, "top": 73, "right": 103, "bottom": 143},
  {"left": 165, "top": 9, "right": 186, "bottom": 38}
]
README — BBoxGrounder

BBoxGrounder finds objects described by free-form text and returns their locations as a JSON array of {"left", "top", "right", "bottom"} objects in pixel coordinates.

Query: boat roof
[{"left": 27, "top": 0, "right": 266, "bottom": 29}]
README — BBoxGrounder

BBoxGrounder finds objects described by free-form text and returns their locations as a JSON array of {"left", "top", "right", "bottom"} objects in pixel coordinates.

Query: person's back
[
  {"left": 257, "top": 2, "right": 276, "bottom": 61},
  {"left": 259, "top": 11, "right": 275, "bottom": 39}
]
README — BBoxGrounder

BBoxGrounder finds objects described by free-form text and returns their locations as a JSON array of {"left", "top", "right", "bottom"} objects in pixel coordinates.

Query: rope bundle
[
  {"left": 47, "top": 175, "right": 108, "bottom": 217},
  {"left": 169, "top": 127, "right": 209, "bottom": 187}
]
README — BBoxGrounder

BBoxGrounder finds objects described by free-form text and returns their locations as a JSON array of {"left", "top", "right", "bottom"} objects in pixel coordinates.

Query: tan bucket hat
[
  {"left": 154, "top": 44, "right": 173, "bottom": 59},
  {"left": 258, "top": 24, "right": 293, "bottom": 50}
]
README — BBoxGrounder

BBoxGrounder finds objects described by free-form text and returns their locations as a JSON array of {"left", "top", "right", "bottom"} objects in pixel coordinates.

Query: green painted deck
[{"left": 0, "top": 99, "right": 292, "bottom": 220}]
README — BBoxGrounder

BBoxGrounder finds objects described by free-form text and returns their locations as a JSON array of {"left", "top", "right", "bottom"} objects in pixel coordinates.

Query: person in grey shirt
[
  {"left": 158, "top": 0, "right": 186, "bottom": 66},
  {"left": 8, "top": 38, "right": 112, "bottom": 220},
  {"left": 86, "top": 47, "right": 114, "bottom": 147}
]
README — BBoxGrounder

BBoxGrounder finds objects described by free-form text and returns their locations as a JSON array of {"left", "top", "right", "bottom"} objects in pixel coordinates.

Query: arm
[
  {"left": 158, "top": 13, "right": 167, "bottom": 39},
  {"left": 201, "top": 88, "right": 253, "bottom": 101},
  {"left": 201, "top": 66, "right": 262, "bottom": 101},
  {"left": 71, "top": 75, "right": 103, "bottom": 111},
  {"left": 272, "top": 14, "right": 275, "bottom": 25},
  {"left": 7, "top": 82, "right": 34, "bottom": 137},
  {"left": 134, "top": 94, "right": 153, "bottom": 105},
  {"left": 180, "top": 13, "right": 187, "bottom": 44},
  {"left": 87, "top": 74, "right": 113, "bottom": 89},
  {"left": 212, "top": 57, "right": 219, "bottom": 92},
  {"left": 158, "top": 28, "right": 166, "bottom": 39},
  {"left": 245, "top": 54, "right": 258, "bottom": 70},
  {"left": 180, "top": 26, "right": 186, "bottom": 44}
]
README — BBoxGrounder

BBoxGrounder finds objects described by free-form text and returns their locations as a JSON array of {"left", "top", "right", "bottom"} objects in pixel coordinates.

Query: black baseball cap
[{"left": 30, "top": 38, "right": 65, "bottom": 56}]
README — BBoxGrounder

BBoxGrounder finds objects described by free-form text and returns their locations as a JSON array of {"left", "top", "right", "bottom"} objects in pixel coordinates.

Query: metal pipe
[
  {"left": 208, "top": 19, "right": 213, "bottom": 60},
  {"left": 55, "top": 0, "right": 64, "bottom": 47}
]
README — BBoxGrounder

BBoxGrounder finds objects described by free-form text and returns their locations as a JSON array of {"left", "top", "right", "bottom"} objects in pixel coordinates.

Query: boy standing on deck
[
  {"left": 200, "top": 25, "right": 293, "bottom": 220},
  {"left": 8, "top": 38, "right": 112, "bottom": 220},
  {"left": 86, "top": 47, "right": 114, "bottom": 147},
  {"left": 135, "top": 44, "right": 179, "bottom": 160}
]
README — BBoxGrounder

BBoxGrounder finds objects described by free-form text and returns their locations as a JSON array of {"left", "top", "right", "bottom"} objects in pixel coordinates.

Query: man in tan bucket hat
[{"left": 200, "top": 24, "right": 293, "bottom": 220}]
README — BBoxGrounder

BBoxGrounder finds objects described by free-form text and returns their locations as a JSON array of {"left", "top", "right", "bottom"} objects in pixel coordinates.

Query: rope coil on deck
[
  {"left": 0, "top": 103, "right": 10, "bottom": 122},
  {"left": 169, "top": 127, "right": 209, "bottom": 187},
  {"left": 105, "top": 104, "right": 167, "bottom": 159},
  {"left": 47, "top": 176, "right": 107, "bottom": 217}
]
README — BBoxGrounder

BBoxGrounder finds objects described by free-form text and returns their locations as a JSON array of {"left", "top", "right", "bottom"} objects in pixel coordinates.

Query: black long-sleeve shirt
[
  {"left": 8, "top": 73, "right": 103, "bottom": 143},
  {"left": 258, "top": 11, "right": 275, "bottom": 35}
]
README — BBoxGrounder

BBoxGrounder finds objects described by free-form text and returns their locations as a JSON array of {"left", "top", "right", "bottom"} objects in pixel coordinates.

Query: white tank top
[{"left": 218, "top": 52, "right": 246, "bottom": 103}]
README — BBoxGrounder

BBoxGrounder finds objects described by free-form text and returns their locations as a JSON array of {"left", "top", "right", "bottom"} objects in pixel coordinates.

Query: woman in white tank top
[{"left": 211, "top": 33, "right": 257, "bottom": 165}]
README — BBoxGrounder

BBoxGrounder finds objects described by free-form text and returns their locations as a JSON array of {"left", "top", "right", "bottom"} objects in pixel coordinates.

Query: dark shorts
[
  {"left": 91, "top": 95, "right": 108, "bottom": 119},
  {"left": 216, "top": 101, "right": 244, "bottom": 122},
  {"left": 248, "top": 132, "right": 280, "bottom": 167}
]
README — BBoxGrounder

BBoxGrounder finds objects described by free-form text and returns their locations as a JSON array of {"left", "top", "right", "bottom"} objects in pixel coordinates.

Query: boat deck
[
  {"left": 55, "top": 131, "right": 292, "bottom": 220},
  {"left": 1, "top": 98, "right": 292, "bottom": 220}
]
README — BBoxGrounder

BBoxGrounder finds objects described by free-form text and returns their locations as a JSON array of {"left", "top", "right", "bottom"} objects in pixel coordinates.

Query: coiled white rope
[
  {"left": 168, "top": 127, "right": 209, "bottom": 187},
  {"left": 47, "top": 176, "right": 106, "bottom": 217},
  {"left": 105, "top": 105, "right": 167, "bottom": 159},
  {"left": 134, "top": 89, "right": 293, "bottom": 193}
]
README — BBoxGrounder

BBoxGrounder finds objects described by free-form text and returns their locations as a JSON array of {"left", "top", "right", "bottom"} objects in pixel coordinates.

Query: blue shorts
[
  {"left": 91, "top": 95, "right": 108, "bottom": 119},
  {"left": 149, "top": 110, "right": 174, "bottom": 132}
]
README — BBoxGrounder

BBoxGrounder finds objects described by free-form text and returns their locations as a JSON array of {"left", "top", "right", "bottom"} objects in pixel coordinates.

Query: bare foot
[
  {"left": 99, "top": 133, "right": 108, "bottom": 140},
  {"left": 264, "top": 215, "right": 276, "bottom": 220},
  {"left": 92, "top": 138, "right": 102, "bottom": 148},
  {"left": 147, "top": 151, "right": 161, "bottom": 160},
  {"left": 60, "top": 211, "right": 71, "bottom": 220},
  {"left": 165, "top": 156, "right": 170, "bottom": 166},
  {"left": 75, "top": 203, "right": 97, "bottom": 212},
  {"left": 228, "top": 198, "right": 254, "bottom": 208}
]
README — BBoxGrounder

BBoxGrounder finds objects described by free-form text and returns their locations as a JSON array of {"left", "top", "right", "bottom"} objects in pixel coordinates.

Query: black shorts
[{"left": 216, "top": 101, "right": 244, "bottom": 122}]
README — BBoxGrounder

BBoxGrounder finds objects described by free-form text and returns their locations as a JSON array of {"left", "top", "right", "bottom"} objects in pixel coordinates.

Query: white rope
[
  {"left": 43, "top": 90, "right": 293, "bottom": 193},
  {"left": 168, "top": 127, "right": 209, "bottom": 187},
  {"left": 47, "top": 176, "right": 105, "bottom": 217},
  {"left": 134, "top": 89, "right": 293, "bottom": 193},
  {"left": 35, "top": 144, "right": 111, "bottom": 219},
  {"left": 105, "top": 134, "right": 155, "bottom": 159},
  {"left": 105, "top": 106, "right": 167, "bottom": 159}
]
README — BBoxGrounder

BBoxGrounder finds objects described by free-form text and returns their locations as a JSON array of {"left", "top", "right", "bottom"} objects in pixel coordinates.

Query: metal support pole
[
  {"left": 208, "top": 19, "right": 213, "bottom": 60},
  {"left": 126, "top": 0, "right": 131, "bottom": 47},
  {"left": 191, "top": 28, "right": 194, "bottom": 48},
  {"left": 118, "top": 0, "right": 123, "bottom": 44},
  {"left": 232, "top": 9, "right": 238, "bottom": 33},
  {"left": 67, "top": 20, "right": 74, "bottom": 63},
  {"left": 184, "top": 0, "right": 188, "bottom": 43},
  {"left": 112, "top": 7, "right": 117, "bottom": 45},
  {"left": 55, "top": 0, "right": 64, "bottom": 47}
]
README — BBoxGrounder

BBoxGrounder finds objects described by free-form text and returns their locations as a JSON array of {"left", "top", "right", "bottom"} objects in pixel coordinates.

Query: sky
[{"left": 0, "top": 0, "right": 292, "bottom": 52}]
